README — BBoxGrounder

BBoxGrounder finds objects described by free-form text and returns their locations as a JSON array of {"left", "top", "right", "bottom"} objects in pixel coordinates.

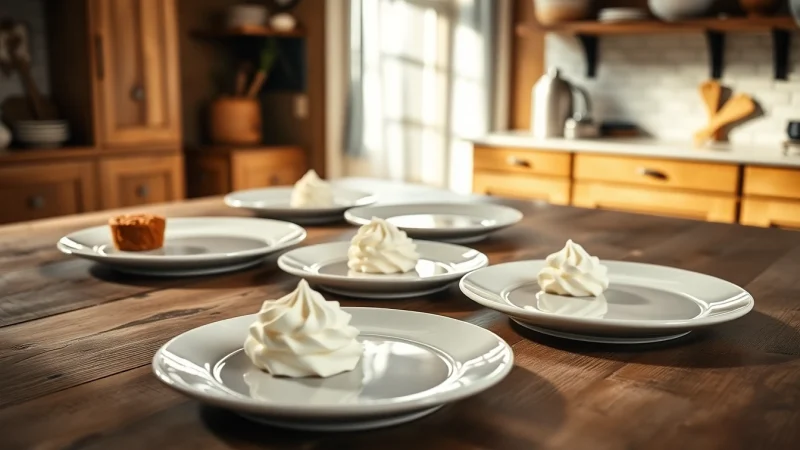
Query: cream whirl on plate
[
  {"left": 244, "top": 279, "right": 363, "bottom": 378},
  {"left": 347, "top": 217, "right": 420, "bottom": 274},
  {"left": 290, "top": 170, "right": 335, "bottom": 208},
  {"left": 537, "top": 240, "right": 609, "bottom": 297}
]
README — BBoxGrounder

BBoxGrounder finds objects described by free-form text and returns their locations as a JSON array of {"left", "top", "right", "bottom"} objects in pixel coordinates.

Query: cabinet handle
[
  {"left": 131, "top": 85, "right": 145, "bottom": 101},
  {"left": 636, "top": 167, "right": 668, "bottom": 181},
  {"left": 27, "top": 195, "right": 45, "bottom": 210},
  {"left": 506, "top": 156, "right": 532, "bottom": 168},
  {"left": 136, "top": 185, "right": 149, "bottom": 198},
  {"left": 94, "top": 35, "right": 104, "bottom": 80}
]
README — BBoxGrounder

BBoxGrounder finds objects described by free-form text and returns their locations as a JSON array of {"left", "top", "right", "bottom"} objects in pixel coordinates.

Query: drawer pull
[
  {"left": 636, "top": 167, "right": 669, "bottom": 181},
  {"left": 506, "top": 156, "right": 532, "bottom": 168},
  {"left": 27, "top": 195, "right": 45, "bottom": 210},
  {"left": 131, "top": 85, "right": 145, "bottom": 101},
  {"left": 136, "top": 185, "right": 150, "bottom": 198}
]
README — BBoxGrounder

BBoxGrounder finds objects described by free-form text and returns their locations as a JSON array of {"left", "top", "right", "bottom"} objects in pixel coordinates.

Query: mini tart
[{"left": 109, "top": 214, "right": 166, "bottom": 251}]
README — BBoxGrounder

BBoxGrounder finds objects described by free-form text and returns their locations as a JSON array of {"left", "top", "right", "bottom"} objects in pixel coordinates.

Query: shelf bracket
[
  {"left": 577, "top": 34, "right": 598, "bottom": 79},
  {"left": 772, "top": 29, "right": 791, "bottom": 81},
  {"left": 705, "top": 31, "right": 724, "bottom": 80}
]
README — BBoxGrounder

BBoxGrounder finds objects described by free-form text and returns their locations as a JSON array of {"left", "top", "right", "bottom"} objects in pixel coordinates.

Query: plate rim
[
  {"left": 224, "top": 186, "right": 377, "bottom": 214},
  {"left": 459, "top": 260, "right": 754, "bottom": 330},
  {"left": 277, "top": 240, "right": 489, "bottom": 284},
  {"left": 151, "top": 307, "right": 514, "bottom": 418},
  {"left": 343, "top": 202, "right": 523, "bottom": 234},
  {"left": 57, "top": 216, "right": 307, "bottom": 262}
]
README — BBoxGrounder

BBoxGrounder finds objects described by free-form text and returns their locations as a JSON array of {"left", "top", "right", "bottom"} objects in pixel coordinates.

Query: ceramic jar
[{"left": 533, "top": 0, "right": 591, "bottom": 26}]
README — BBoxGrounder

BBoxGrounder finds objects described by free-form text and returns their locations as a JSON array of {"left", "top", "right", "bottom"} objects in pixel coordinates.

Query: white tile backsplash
[{"left": 546, "top": 32, "right": 800, "bottom": 147}]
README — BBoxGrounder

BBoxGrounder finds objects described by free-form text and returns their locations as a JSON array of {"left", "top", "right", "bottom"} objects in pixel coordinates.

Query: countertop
[
  {"left": 2, "top": 179, "right": 800, "bottom": 449},
  {"left": 472, "top": 131, "right": 800, "bottom": 168}
]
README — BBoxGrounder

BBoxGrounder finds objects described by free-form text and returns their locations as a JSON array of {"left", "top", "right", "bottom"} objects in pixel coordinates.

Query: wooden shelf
[
  {"left": 520, "top": 16, "right": 798, "bottom": 36},
  {"left": 520, "top": 16, "right": 798, "bottom": 81},
  {"left": 191, "top": 26, "right": 305, "bottom": 39}
]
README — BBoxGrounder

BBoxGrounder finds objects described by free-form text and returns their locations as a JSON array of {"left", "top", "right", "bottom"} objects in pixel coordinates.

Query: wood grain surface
[{"left": 1, "top": 186, "right": 800, "bottom": 450}]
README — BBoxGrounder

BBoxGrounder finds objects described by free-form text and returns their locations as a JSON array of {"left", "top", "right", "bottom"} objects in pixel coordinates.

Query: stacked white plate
[
  {"left": 14, "top": 120, "right": 70, "bottom": 148},
  {"left": 57, "top": 217, "right": 306, "bottom": 277},
  {"left": 153, "top": 307, "right": 514, "bottom": 431},
  {"left": 598, "top": 8, "right": 649, "bottom": 22},
  {"left": 460, "top": 260, "right": 754, "bottom": 344}
]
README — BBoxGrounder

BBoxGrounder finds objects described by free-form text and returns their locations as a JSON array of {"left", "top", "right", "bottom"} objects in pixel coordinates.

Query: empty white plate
[
  {"left": 152, "top": 307, "right": 514, "bottom": 431},
  {"left": 57, "top": 217, "right": 306, "bottom": 277},
  {"left": 225, "top": 186, "right": 376, "bottom": 224},
  {"left": 278, "top": 241, "right": 488, "bottom": 298},
  {"left": 460, "top": 261, "right": 754, "bottom": 344},
  {"left": 344, "top": 203, "right": 523, "bottom": 243}
]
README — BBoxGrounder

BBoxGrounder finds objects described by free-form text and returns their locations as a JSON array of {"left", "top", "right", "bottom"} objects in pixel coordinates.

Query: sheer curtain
[{"left": 344, "top": 0, "right": 496, "bottom": 192}]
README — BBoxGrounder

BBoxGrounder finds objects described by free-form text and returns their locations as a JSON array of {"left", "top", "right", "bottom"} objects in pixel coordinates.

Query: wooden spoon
[
  {"left": 700, "top": 80, "right": 723, "bottom": 141},
  {"left": 694, "top": 94, "right": 756, "bottom": 146}
]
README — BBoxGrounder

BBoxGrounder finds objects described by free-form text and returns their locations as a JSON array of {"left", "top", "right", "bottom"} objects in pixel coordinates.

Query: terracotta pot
[
  {"left": 739, "top": 0, "right": 780, "bottom": 16},
  {"left": 209, "top": 97, "right": 262, "bottom": 145}
]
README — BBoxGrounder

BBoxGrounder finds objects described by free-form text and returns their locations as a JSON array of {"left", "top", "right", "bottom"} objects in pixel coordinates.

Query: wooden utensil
[
  {"left": 700, "top": 80, "right": 723, "bottom": 140},
  {"left": 694, "top": 94, "right": 756, "bottom": 146}
]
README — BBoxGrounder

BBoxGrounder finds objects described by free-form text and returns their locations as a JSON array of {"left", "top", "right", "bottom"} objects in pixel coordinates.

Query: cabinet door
[
  {"left": 0, "top": 161, "right": 97, "bottom": 224},
  {"left": 91, "top": 0, "right": 181, "bottom": 146},
  {"left": 99, "top": 154, "right": 185, "bottom": 209},
  {"left": 186, "top": 155, "right": 231, "bottom": 198},
  {"left": 740, "top": 198, "right": 800, "bottom": 230},
  {"left": 473, "top": 172, "right": 570, "bottom": 205},
  {"left": 231, "top": 148, "right": 307, "bottom": 190},
  {"left": 572, "top": 181, "right": 738, "bottom": 223}
]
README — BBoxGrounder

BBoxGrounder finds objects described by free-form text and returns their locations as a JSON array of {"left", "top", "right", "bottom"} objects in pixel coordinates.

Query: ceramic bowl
[
  {"left": 533, "top": 0, "right": 591, "bottom": 25},
  {"left": 648, "top": 0, "right": 713, "bottom": 21}
]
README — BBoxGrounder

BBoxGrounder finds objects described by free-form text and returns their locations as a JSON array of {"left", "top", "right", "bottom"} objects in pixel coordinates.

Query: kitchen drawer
[
  {"left": 743, "top": 166, "right": 800, "bottom": 200},
  {"left": 99, "top": 153, "right": 184, "bottom": 208},
  {"left": 0, "top": 161, "right": 97, "bottom": 224},
  {"left": 574, "top": 154, "right": 739, "bottom": 194},
  {"left": 473, "top": 172, "right": 570, "bottom": 205},
  {"left": 231, "top": 148, "right": 307, "bottom": 190},
  {"left": 473, "top": 146, "right": 571, "bottom": 177},
  {"left": 740, "top": 198, "right": 800, "bottom": 230},
  {"left": 572, "top": 181, "right": 737, "bottom": 223}
]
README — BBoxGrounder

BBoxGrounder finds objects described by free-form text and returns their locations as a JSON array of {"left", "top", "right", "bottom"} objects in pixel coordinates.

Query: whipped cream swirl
[
  {"left": 537, "top": 240, "right": 609, "bottom": 297},
  {"left": 290, "top": 170, "right": 335, "bottom": 208},
  {"left": 347, "top": 217, "right": 420, "bottom": 274},
  {"left": 244, "top": 279, "right": 363, "bottom": 378}
]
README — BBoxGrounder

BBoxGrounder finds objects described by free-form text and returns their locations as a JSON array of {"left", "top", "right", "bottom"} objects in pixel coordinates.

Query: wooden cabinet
[
  {"left": 574, "top": 154, "right": 740, "bottom": 194},
  {"left": 474, "top": 146, "right": 571, "bottom": 177},
  {"left": 90, "top": 0, "right": 181, "bottom": 147},
  {"left": 473, "top": 172, "right": 570, "bottom": 204},
  {"left": 98, "top": 153, "right": 184, "bottom": 208},
  {"left": 0, "top": 161, "right": 97, "bottom": 224},
  {"left": 741, "top": 166, "right": 800, "bottom": 229},
  {"left": 186, "top": 147, "right": 307, "bottom": 197},
  {"left": 472, "top": 145, "right": 571, "bottom": 205},
  {"left": 572, "top": 181, "right": 738, "bottom": 223}
]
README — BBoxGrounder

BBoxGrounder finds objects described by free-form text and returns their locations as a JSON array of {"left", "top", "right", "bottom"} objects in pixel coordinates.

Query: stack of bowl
[{"left": 13, "top": 120, "right": 70, "bottom": 148}]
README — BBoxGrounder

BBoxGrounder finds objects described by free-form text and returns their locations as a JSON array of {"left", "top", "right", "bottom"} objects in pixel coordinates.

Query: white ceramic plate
[
  {"left": 57, "top": 217, "right": 306, "bottom": 277},
  {"left": 460, "top": 260, "right": 754, "bottom": 344},
  {"left": 344, "top": 203, "right": 523, "bottom": 243},
  {"left": 224, "top": 186, "right": 376, "bottom": 224},
  {"left": 278, "top": 241, "right": 488, "bottom": 298},
  {"left": 152, "top": 307, "right": 514, "bottom": 431}
]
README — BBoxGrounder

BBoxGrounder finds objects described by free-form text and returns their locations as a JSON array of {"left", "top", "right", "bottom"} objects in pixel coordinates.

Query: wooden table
[{"left": 2, "top": 189, "right": 800, "bottom": 449}]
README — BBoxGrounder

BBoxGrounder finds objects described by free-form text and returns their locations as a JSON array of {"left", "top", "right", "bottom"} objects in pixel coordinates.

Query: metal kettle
[{"left": 530, "top": 68, "right": 591, "bottom": 138}]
